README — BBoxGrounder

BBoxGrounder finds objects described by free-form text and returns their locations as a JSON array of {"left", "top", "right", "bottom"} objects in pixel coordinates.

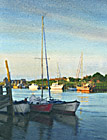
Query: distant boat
[
  {"left": 76, "top": 83, "right": 93, "bottom": 93},
  {"left": 51, "top": 63, "right": 64, "bottom": 92},
  {"left": 68, "top": 87, "right": 77, "bottom": 91},
  {"left": 13, "top": 85, "right": 18, "bottom": 89},
  {"left": 50, "top": 82, "right": 64, "bottom": 92},
  {"left": 29, "top": 83, "right": 39, "bottom": 91}
]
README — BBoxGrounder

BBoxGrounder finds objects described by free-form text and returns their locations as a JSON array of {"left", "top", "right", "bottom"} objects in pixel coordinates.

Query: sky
[{"left": 0, "top": 0, "right": 107, "bottom": 80}]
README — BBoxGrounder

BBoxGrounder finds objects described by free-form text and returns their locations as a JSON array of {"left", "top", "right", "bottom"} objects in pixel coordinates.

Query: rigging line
[{"left": 43, "top": 25, "right": 51, "bottom": 99}]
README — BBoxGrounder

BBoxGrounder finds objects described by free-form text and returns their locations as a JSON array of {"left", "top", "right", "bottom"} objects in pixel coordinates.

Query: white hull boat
[
  {"left": 29, "top": 83, "right": 39, "bottom": 91},
  {"left": 0, "top": 101, "right": 30, "bottom": 114},
  {"left": 13, "top": 101, "right": 30, "bottom": 114},
  {"left": 49, "top": 99, "right": 80, "bottom": 115},
  {"left": 50, "top": 82, "right": 64, "bottom": 91}
]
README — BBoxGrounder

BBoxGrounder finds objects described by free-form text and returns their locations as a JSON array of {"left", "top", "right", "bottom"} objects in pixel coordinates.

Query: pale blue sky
[{"left": 0, "top": 0, "right": 107, "bottom": 80}]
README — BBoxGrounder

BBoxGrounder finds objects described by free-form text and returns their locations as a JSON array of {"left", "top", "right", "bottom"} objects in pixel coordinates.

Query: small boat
[
  {"left": 29, "top": 95, "right": 53, "bottom": 113},
  {"left": 0, "top": 98, "right": 30, "bottom": 114},
  {"left": 50, "top": 82, "right": 64, "bottom": 92},
  {"left": 13, "top": 100, "right": 30, "bottom": 114},
  {"left": 13, "top": 85, "right": 18, "bottom": 89},
  {"left": 68, "top": 87, "right": 77, "bottom": 91},
  {"left": 29, "top": 16, "right": 53, "bottom": 113},
  {"left": 51, "top": 63, "right": 64, "bottom": 92},
  {"left": 49, "top": 99, "right": 80, "bottom": 115},
  {"left": 29, "top": 83, "right": 39, "bottom": 91},
  {"left": 76, "top": 83, "right": 93, "bottom": 93}
]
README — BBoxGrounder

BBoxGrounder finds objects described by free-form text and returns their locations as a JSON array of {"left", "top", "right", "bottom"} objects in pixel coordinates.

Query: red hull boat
[{"left": 30, "top": 103, "right": 53, "bottom": 113}]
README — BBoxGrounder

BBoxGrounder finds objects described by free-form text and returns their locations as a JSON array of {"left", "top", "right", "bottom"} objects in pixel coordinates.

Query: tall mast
[
  {"left": 81, "top": 52, "right": 83, "bottom": 79},
  {"left": 43, "top": 21, "right": 51, "bottom": 99},
  {"left": 41, "top": 16, "right": 44, "bottom": 98},
  {"left": 76, "top": 52, "right": 83, "bottom": 79}
]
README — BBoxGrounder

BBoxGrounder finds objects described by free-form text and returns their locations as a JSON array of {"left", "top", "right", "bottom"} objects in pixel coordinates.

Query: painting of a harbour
[{"left": 0, "top": 0, "right": 107, "bottom": 140}]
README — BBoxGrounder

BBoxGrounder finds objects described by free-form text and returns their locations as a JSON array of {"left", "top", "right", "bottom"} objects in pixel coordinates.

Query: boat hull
[
  {"left": 52, "top": 101, "right": 80, "bottom": 115},
  {"left": 68, "top": 88, "right": 77, "bottom": 91},
  {"left": 29, "top": 84, "right": 38, "bottom": 91},
  {"left": 30, "top": 103, "right": 53, "bottom": 113},
  {"left": 50, "top": 84, "right": 64, "bottom": 92},
  {"left": 13, "top": 103, "right": 30, "bottom": 114},
  {"left": 0, "top": 103, "right": 30, "bottom": 114}
]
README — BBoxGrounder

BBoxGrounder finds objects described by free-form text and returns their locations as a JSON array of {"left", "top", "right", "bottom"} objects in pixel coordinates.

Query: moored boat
[
  {"left": 49, "top": 99, "right": 80, "bottom": 115},
  {"left": 76, "top": 83, "right": 93, "bottom": 93},
  {"left": 29, "top": 95, "right": 53, "bottom": 113},
  {"left": 68, "top": 87, "right": 77, "bottom": 91},
  {"left": 29, "top": 16, "right": 53, "bottom": 113},
  {"left": 13, "top": 100, "right": 30, "bottom": 114},
  {"left": 29, "top": 83, "right": 39, "bottom": 91},
  {"left": 29, "top": 16, "right": 80, "bottom": 114},
  {"left": 50, "top": 82, "right": 64, "bottom": 92},
  {"left": 0, "top": 99, "right": 30, "bottom": 114}
]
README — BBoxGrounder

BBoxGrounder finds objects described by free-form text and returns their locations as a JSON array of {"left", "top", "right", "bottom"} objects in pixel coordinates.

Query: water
[{"left": 0, "top": 89, "right": 107, "bottom": 140}]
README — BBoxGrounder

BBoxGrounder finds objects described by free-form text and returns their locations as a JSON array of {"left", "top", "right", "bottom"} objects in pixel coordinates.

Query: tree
[
  {"left": 104, "top": 74, "right": 107, "bottom": 82},
  {"left": 92, "top": 72, "right": 104, "bottom": 82}
]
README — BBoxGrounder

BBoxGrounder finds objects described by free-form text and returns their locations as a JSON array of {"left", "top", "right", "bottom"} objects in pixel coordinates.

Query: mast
[
  {"left": 57, "top": 63, "right": 61, "bottom": 78},
  {"left": 43, "top": 21, "right": 51, "bottom": 99},
  {"left": 76, "top": 52, "right": 83, "bottom": 79},
  {"left": 81, "top": 52, "right": 83, "bottom": 79},
  {"left": 41, "top": 16, "right": 44, "bottom": 99}
]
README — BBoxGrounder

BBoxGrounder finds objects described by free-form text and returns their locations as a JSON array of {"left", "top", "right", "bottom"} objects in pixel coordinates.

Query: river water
[{"left": 0, "top": 89, "right": 107, "bottom": 140}]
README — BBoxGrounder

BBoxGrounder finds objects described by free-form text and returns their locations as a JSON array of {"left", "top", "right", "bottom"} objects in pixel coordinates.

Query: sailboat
[
  {"left": 29, "top": 16, "right": 53, "bottom": 113},
  {"left": 50, "top": 64, "right": 64, "bottom": 92},
  {"left": 42, "top": 17, "right": 80, "bottom": 115},
  {"left": 29, "top": 83, "right": 39, "bottom": 91},
  {"left": 29, "top": 16, "right": 80, "bottom": 115}
]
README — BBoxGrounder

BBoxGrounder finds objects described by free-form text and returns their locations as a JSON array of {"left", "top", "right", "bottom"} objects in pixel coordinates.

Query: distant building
[
  {"left": 11, "top": 79, "right": 26, "bottom": 86},
  {"left": 50, "top": 77, "right": 67, "bottom": 81},
  {"left": 20, "top": 79, "right": 26, "bottom": 85}
]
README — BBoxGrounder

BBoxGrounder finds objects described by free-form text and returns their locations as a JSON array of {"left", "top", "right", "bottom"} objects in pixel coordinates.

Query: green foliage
[
  {"left": 104, "top": 74, "right": 107, "bottom": 82},
  {"left": 83, "top": 75, "right": 92, "bottom": 82},
  {"left": 92, "top": 72, "right": 104, "bottom": 81}
]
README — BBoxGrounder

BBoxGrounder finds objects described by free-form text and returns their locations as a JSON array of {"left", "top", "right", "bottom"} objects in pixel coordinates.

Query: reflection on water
[
  {"left": 51, "top": 91, "right": 63, "bottom": 94},
  {"left": 0, "top": 113, "right": 29, "bottom": 140},
  {"left": 0, "top": 112, "right": 78, "bottom": 140},
  {"left": 53, "top": 113, "right": 78, "bottom": 135},
  {"left": 78, "top": 96, "right": 89, "bottom": 102},
  {"left": 30, "top": 112, "right": 53, "bottom": 126},
  {"left": 0, "top": 114, "right": 12, "bottom": 140}
]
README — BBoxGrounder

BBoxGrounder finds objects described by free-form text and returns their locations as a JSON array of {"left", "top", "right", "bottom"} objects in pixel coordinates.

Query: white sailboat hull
[
  {"left": 0, "top": 103, "right": 30, "bottom": 114},
  {"left": 52, "top": 101, "right": 80, "bottom": 115},
  {"left": 50, "top": 84, "right": 64, "bottom": 91},
  {"left": 13, "top": 103, "right": 30, "bottom": 114},
  {"left": 29, "top": 84, "right": 38, "bottom": 91}
]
